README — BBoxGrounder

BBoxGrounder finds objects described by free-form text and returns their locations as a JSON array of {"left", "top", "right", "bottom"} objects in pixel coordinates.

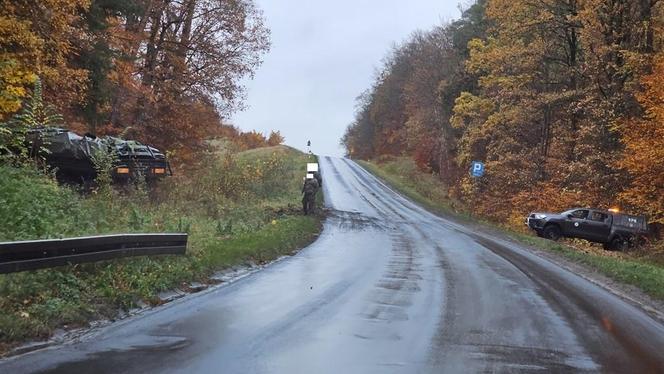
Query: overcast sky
[{"left": 230, "top": 1, "right": 461, "bottom": 157}]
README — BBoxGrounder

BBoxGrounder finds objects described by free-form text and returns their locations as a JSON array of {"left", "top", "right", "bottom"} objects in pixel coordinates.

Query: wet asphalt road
[{"left": 2, "top": 157, "right": 664, "bottom": 373}]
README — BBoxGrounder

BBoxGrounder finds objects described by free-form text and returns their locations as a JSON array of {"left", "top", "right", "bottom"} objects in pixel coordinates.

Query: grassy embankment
[
  {"left": 358, "top": 158, "right": 664, "bottom": 300},
  {"left": 0, "top": 145, "right": 322, "bottom": 352}
]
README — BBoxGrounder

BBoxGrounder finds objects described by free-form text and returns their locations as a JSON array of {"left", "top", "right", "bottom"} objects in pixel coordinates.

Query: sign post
[{"left": 471, "top": 161, "right": 485, "bottom": 178}]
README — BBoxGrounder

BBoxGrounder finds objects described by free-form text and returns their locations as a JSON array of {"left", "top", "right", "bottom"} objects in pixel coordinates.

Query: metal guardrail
[{"left": 0, "top": 233, "right": 187, "bottom": 274}]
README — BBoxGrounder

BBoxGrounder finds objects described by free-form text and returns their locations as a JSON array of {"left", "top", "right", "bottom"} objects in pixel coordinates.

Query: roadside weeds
[{"left": 0, "top": 146, "right": 324, "bottom": 355}]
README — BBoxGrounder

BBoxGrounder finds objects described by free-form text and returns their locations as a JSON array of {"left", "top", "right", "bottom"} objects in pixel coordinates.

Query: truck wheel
[
  {"left": 634, "top": 235, "right": 648, "bottom": 248},
  {"left": 619, "top": 236, "right": 631, "bottom": 251},
  {"left": 606, "top": 236, "right": 628, "bottom": 251},
  {"left": 543, "top": 225, "right": 562, "bottom": 241}
]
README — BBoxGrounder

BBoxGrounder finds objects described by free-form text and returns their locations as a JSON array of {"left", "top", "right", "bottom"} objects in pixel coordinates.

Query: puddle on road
[{"left": 35, "top": 335, "right": 191, "bottom": 374}]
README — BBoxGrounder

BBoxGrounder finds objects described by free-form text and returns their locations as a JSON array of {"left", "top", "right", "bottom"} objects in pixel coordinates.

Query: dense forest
[
  {"left": 0, "top": 0, "right": 279, "bottom": 162},
  {"left": 342, "top": 0, "right": 664, "bottom": 226}
]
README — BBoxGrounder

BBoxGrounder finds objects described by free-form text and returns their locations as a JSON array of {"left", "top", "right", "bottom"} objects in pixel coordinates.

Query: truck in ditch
[
  {"left": 26, "top": 127, "right": 171, "bottom": 184},
  {"left": 526, "top": 208, "right": 649, "bottom": 251}
]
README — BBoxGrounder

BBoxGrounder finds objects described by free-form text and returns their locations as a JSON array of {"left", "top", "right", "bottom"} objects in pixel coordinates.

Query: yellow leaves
[
  {"left": 451, "top": 92, "right": 495, "bottom": 129},
  {"left": 0, "top": 13, "right": 41, "bottom": 118},
  {"left": 0, "top": 0, "right": 90, "bottom": 118},
  {"left": 0, "top": 15, "right": 42, "bottom": 54},
  {"left": 467, "top": 38, "right": 487, "bottom": 55},
  {"left": 465, "top": 38, "right": 489, "bottom": 74},
  {"left": 487, "top": 0, "right": 560, "bottom": 36},
  {"left": 0, "top": 60, "right": 36, "bottom": 120}
]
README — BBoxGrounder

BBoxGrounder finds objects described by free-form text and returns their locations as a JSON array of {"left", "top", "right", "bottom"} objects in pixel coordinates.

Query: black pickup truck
[{"left": 526, "top": 208, "right": 648, "bottom": 250}]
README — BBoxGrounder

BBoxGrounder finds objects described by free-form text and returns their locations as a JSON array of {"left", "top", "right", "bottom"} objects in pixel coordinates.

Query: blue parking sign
[{"left": 471, "top": 161, "right": 485, "bottom": 177}]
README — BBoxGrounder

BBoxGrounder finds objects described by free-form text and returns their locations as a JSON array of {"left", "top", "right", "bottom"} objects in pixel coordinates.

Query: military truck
[
  {"left": 26, "top": 127, "right": 171, "bottom": 183},
  {"left": 526, "top": 208, "right": 649, "bottom": 250}
]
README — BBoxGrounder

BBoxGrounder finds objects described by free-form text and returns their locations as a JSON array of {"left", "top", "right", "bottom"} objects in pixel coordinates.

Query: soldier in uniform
[
  {"left": 313, "top": 171, "right": 322, "bottom": 188},
  {"left": 302, "top": 175, "right": 319, "bottom": 215}
]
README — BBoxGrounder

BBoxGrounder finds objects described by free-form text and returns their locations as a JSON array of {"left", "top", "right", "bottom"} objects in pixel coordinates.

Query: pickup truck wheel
[
  {"left": 606, "top": 236, "right": 628, "bottom": 251},
  {"left": 635, "top": 235, "right": 649, "bottom": 248},
  {"left": 543, "top": 225, "right": 562, "bottom": 241}
]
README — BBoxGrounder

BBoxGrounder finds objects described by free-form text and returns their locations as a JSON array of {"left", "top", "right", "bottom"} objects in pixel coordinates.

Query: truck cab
[
  {"left": 561, "top": 209, "right": 612, "bottom": 242},
  {"left": 527, "top": 208, "right": 648, "bottom": 251}
]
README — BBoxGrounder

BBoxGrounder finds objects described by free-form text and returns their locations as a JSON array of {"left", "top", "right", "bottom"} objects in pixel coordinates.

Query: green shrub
[{"left": 0, "top": 166, "right": 93, "bottom": 241}]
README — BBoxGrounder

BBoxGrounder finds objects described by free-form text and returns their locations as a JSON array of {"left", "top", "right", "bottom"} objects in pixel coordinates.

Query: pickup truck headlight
[{"left": 534, "top": 214, "right": 547, "bottom": 219}]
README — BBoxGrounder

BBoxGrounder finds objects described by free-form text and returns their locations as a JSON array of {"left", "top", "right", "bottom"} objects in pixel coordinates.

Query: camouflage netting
[{"left": 27, "top": 128, "right": 165, "bottom": 161}]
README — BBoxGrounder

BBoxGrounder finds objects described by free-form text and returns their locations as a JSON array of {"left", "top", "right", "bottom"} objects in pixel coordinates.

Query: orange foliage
[
  {"left": 618, "top": 54, "right": 664, "bottom": 223},
  {"left": 232, "top": 129, "right": 284, "bottom": 151},
  {"left": 0, "top": 0, "right": 90, "bottom": 119},
  {"left": 267, "top": 131, "right": 285, "bottom": 146},
  {"left": 2, "top": 0, "right": 272, "bottom": 168},
  {"left": 344, "top": 0, "right": 663, "bottom": 229}
]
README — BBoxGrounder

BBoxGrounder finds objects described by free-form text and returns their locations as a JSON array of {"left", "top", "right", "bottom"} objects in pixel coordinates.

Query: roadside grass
[
  {"left": 0, "top": 145, "right": 322, "bottom": 352},
  {"left": 358, "top": 158, "right": 664, "bottom": 300},
  {"left": 358, "top": 159, "right": 456, "bottom": 215},
  {"left": 514, "top": 233, "right": 664, "bottom": 299}
]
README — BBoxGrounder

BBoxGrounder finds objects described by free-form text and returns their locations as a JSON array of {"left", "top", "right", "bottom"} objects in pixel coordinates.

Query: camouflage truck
[{"left": 26, "top": 127, "right": 171, "bottom": 183}]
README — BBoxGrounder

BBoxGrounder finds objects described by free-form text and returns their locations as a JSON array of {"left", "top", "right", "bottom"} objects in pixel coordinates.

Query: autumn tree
[
  {"left": 72, "top": 0, "right": 143, "bottom": 134},
  {"left": 0, "top": 60, "right": 36, "bottom": 120},
  {"left": 400, "top": 29, "right": 455, "bottom": 173},
  {"left": 267, "top": 131, "right": 284, "bottom": 146},
  {"left": 449, "top": 0, "right": 586, "bottom": 219},
  {"left": 617, "top": 9, "right": 664, "bottom": 223},
  {"left": 571, "top": 0, "right": 662, "bottom": 204},
  {"left": 367, "top": 46, "right": 411, "bottom": 156},
  {"left": 342, "top": 91, "right": 376, "bottom": 160},
  {"left": 342, "top": 0, "right": 489, "bottom": 179},
  {"left": 236, "top": 130, "right": 269, "bottom": 150},
  {"left": 0, "top": 0, "right": 89, "bottom": 119},
  {"left": 100, "top": 0, "right": 270, "bottom": 161},
  {"left": 343, "top": 0, "right": 663, "bottom": 228}
]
